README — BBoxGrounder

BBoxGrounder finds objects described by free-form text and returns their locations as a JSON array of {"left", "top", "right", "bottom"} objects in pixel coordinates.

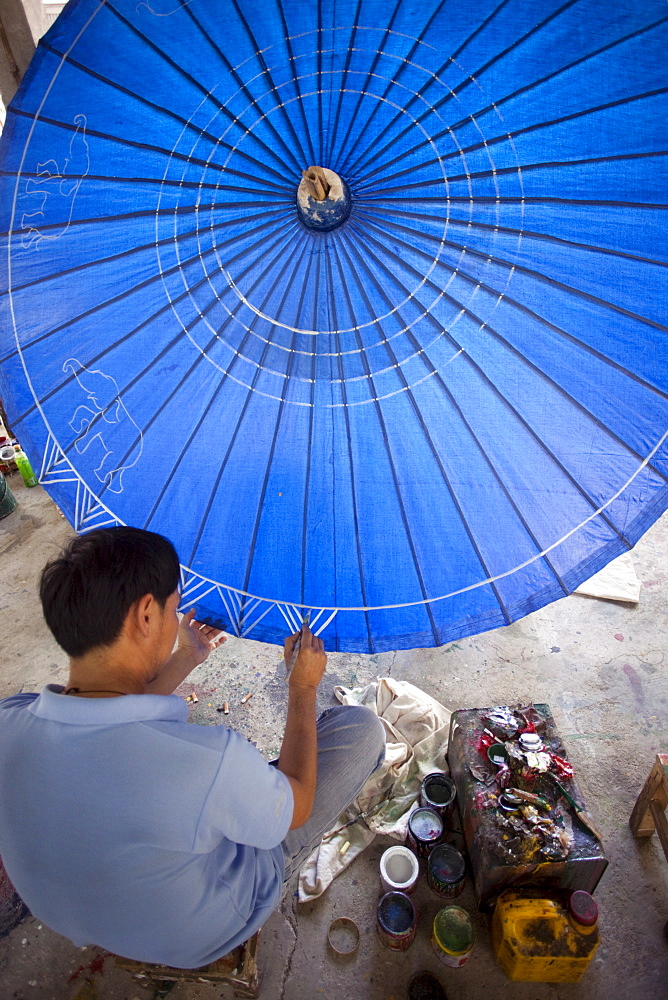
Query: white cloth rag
[{"left": 298, "top": 677, "right": 452, "bottom": 901}]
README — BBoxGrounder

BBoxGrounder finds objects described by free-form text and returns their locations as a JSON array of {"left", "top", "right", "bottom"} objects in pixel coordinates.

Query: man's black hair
[{"left": 39, "top": 527, "right": 180, "bottom": 658}]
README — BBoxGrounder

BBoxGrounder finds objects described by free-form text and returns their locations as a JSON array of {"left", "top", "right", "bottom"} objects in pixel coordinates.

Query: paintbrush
[
  {"left": 286, "top": 612, "right": 311, "bottom": 678},
  {"left": 508, "top": 787, "right": 551, "bottom": 810},
  {"left": 550, "top": 775, "right": 603, "bottom": 841}
]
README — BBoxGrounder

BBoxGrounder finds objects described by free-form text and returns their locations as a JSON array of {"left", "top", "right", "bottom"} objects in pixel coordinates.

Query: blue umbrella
[{"left": 1, "top": 0, "right": 667, "bottom": 652}]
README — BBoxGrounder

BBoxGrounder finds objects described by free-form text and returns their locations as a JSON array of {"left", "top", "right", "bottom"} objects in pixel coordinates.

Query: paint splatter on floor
[{"left": 622, "top": 663, "right": 645, "bottom": 708}]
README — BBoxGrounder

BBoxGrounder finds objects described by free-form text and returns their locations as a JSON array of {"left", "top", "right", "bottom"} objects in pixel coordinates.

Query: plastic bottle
[
  {"left": 491, "top": 889, "right": 599, "bottom": 982},
  {"left": 13, "top": 445, "right": 37, "bottom": 487}
]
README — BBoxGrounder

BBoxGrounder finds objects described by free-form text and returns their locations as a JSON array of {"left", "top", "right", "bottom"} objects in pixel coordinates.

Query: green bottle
[{"left": 13, "top": 445, "right": 37, "bottom": 487}]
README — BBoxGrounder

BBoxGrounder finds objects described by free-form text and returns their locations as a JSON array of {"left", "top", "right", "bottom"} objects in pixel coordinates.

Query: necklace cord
[{"left": 64, "top": 687, "right": 127, "bottom": 696}]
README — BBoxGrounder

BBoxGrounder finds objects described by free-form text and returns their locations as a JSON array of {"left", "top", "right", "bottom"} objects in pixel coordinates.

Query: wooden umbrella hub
[{"left": 297, "top": 166, "right": 351, "bottom": 231}]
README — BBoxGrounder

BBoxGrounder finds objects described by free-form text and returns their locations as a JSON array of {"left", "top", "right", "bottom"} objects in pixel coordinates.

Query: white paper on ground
[{"left": 575, "top": 551, "right": 640, "bottom": 603}]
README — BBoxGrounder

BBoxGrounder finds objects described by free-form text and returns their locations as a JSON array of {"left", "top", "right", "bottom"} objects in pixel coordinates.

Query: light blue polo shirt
[{"left": 0, "top": 685, "right": 293, "bottom": 967}]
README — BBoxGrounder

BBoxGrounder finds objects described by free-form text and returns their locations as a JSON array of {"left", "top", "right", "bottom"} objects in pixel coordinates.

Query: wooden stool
[
  {"left": 114, "top": 929, "right": 260, "bottom": 998},
  {"left": 629, "top": 754, "right": 668, "bottom": 860}
]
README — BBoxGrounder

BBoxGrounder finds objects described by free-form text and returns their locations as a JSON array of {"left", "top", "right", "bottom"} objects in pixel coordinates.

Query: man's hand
[
  {"left": 178, "top": 608, "right": 226, "bottom": 667},
  {"left": 283, "top": 625, "right": 326, "bottom": 690},
  {"left": 279, "top": 625, "right": 326, "bottom": 828}
]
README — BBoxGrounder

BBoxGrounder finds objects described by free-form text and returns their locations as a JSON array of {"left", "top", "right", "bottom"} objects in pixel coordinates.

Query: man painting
[{"left": 0, "top": 527, "right": 384, "bottom": 966}]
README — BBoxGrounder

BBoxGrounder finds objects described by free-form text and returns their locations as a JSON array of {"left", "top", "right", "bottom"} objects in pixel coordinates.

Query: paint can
[
  {"left": 431, "top": 905, "right": 475, "bottom": 968},
  {"left": 376, "top": 891, "right": 417, "bottom": 951},
  {"left": 420, "top": 772, "right": 457, "bottom": 819},
  {"left": 519, "top": 732, "right": 544, "bottom": 752},
  {"left": 427, "top": 843, "right": 466, "bottom": 898},
  {"left": 0, "top": 472, "right": 17, "bottom": 520},
  {"left": 406, "top": 806, "right": 443, "bottom": 858},
  {"left": 379, "top": 845, "right": 420, "bottom": 895}
]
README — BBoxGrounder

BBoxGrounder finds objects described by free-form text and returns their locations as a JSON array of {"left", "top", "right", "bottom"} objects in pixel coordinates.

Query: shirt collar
[{"left": 28, "top": 684, "right": 188, "bottom": 725}]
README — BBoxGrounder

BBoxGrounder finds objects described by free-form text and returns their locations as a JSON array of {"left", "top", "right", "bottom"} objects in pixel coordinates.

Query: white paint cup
[{"left": 379, "top": 845, "right": 420, "bottom": 895}]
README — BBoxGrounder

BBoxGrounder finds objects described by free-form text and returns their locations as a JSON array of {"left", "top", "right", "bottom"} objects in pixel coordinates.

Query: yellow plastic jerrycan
[{"left": 491, "top": 889, "right": 599, "bottom": 982}]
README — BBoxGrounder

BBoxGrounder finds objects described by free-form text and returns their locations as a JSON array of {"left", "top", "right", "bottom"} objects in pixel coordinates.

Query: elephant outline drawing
[
  {"left": 19, "top": 114, "right": 90, "bottom": 251},
  {"left": 63, "top": 359, "right": 143, "bottom": 495}
]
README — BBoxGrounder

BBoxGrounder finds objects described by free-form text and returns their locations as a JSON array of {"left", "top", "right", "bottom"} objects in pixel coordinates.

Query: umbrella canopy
[{"left": 1, "top": 0, "right": 667, "bottom": 652}]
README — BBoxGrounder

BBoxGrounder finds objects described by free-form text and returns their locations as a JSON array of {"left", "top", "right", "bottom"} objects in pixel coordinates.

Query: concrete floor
[{"left": 1, "top": 475, "right": 667, "bottom": 1000}]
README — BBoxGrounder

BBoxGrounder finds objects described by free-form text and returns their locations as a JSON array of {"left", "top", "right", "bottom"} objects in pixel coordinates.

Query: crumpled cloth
[{"left": 298, "top": 677, "right": 452, "bottom": 901}]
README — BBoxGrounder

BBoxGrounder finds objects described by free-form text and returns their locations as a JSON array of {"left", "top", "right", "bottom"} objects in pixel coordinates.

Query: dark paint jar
[
  {"left": 376, "top": 891, "right": 417, "bottom": 950},
  {"left": 420, "top": 772, "right": 457, "bottom": 819},
  {"left": 427, "top": 843, "right": 466, "bottom": 898}
]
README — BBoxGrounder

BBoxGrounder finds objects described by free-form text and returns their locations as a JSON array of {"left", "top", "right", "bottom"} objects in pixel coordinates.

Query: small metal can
[
  {"left": 376, "top": 891, "right": 417, "bottom": 950},
  {"left": 519, "top": 732, "right": 543, "bottom": 752},
  {"left": 406, "top": 807, "right": 444, "bottom": 858},
  {"left": 420, "top": 772, "right": 456, "bottom": 819},
  {"left": 427, "top": 843, "right": 466, "bottom": 898},
  {"left": 498, "top": 790, "right": 523, "bottom": 813}
]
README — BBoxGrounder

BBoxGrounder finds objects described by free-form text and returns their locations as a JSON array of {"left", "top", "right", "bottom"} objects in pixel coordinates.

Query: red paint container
[
  {"left": 376, "top": 891, "right": 417, "bottom": 951},
  {"left": 406, "top": 806, "right": 443, "bottom": 858}
]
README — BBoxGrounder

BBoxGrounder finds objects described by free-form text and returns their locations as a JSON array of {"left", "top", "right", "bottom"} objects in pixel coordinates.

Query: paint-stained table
[{"left": 448, "top": 704, "right": 608, "bottom": 909}]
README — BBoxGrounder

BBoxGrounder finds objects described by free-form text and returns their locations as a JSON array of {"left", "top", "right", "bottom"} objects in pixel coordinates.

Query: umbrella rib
[
  {"left": 372, "top": 194, "right": 668, "bottom": 211},
  {"left": 0, "top": 168, "right": 288, "bottom": 196},
  {"left": 350, "top": 218, "right": 667, "bottom": 513},
  {"left": 1, "top": 205, "right": 292, "bottom": 303},
  {"left": 300, "top": 243, "right": 321, "bottom": 613},
  {"left": 273, "top": 0, "right": 317, "bottom": 165},
  {"left": 331, "top": 236, "right": 450, "bottom": 641},
  {"left": 6, "top": 106, "right": 293, "bottom": 194},
  {"left": 336, "top": 231, "right": 518, "bottom": 622},
  {"left": 356, "top": 209, "right": 668, "bottom": 338},
  {"left": 327, "top": 0, "right": 403, "bottom": 175},
  {"left": 361, "top": 149, "right": 668, "bottom": 196},
  {"left": 346, "top": 8, "right": 668, "bottom": 179},
  {"left": 359, "top": 203, "right": 668, "bottom": 271},
  {"left": 106, "top": 0, "right": 304, "bottom": 177},
  {"left": 144, "top": 232, "right": 310, "bottom": 535},
  {"left": 238, "top": 266, "right": 308, "bottom": 606},
  {"left": 3, "top": 213, "right": 298, "bottom": 371},
  {"left": 84, "top": 226, "right": 307, "bottom": 513},
  {"left": 326, "top": 239, "right": 374, "bottom": 652},
  {"left": 316, "top": 0, "right": 324, "bottom": 164},
  {"left": 180, "top": 232, "right": 310, "bottom": 568},
  {"left": 186, "top": 0, "right": 309, "bottom": 172},
  {"left": 0, "top": 199, "right": 290, "bottom": 243},
  {"left": 315, "top": 240, "right": 343, "bottom": 647},
  {"left": 339, "top": 0, "right": 512, "bottom": 176},
  {"left": 324, "top": 0, "right": 363, "bottom": 167},
  {"left": 38, "top": 40, "right": 296, "bottom": 182},
  {"left": 353, "top": 84, "right": 668, "bottom": 188},
  {"left": 331, "top": 0, "right": 445, "bottom": 174},
  {"left": 198, "top": 0, "right": 310, "bottom": 171}
]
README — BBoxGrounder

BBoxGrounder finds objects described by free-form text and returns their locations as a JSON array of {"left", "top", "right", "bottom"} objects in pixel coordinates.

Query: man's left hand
[{"left": 178, "top": 608, "right": 226, "bottom": 666}]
